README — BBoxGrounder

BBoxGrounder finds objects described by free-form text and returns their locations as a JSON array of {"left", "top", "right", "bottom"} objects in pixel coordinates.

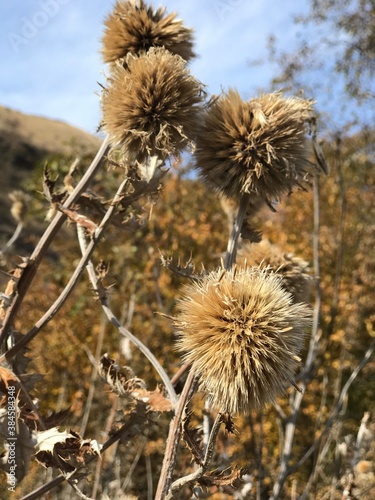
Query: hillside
[{"left": 0, "top": 105, "right": 102, "bottom": 235}]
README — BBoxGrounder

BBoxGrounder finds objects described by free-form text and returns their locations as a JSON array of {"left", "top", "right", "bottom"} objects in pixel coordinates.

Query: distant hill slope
[{"left": 0, "top": 105, "right": 102, "bottom": 234}]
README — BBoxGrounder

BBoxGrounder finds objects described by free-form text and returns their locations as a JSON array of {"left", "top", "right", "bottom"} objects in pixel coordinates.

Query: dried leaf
[
  {"left": 0, "top": 367, "right": 41, "bottom": 429},
  {"left": 0, "top": 366, "right": 17, "bottom": 391},
  {"left": 42, "top": 164, "right": 56, "bottom": 203},
  {"left": 43, "top": 408, "right": 71, "bottom": 430},
  {"left": 110, "top": 401, "right": 148, "bottom": 444},
  {"left": 96, "top": 260, "right": 109, "bottom": 280},
  {"left": 221, "top": 412, "right": 236, "bottom": 435},
  {"left": 9, "top": 331, "right": 31, "bottom": 374},
  {"left": 18, "top": 373, "right": 43, "bottom": 393},
  {"left": 35, "top": 428, "right": 101, "bottom": 473},
  {"left": 160, "top": 254, "right": 206, "bottom": 280},
  {"left": 42, "top": 165, "right": 66, "bottom": 204},
  {"left": 99, "top": 355, "right": 172, "bottom": 411},
  {"left": 312, "top": 136, "right": 330, "bottom": 174},
  {"left": 0, "top": 367, "right": 20, "bottom": 413},
  {"left": 99, "top": 354, "right": 146, "bottom": 397},
  {"left": 198, "top": 466, "right": 246, "bottom": 487},
  {"left": 130, "top": 386, "right": 172, "bottom": 412},
  {"left": 241, "top": 222, "right": 262, "bottom": 243},
  {"left": 58, "top": 205, "right": 98, "bottom": 236}
]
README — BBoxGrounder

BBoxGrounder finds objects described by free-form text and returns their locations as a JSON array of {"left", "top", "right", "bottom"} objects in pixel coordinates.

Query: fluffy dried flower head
[
  {"left": 195, "top": 89, "right": 314, "bottom": 200},
  {"left": 237, "top": 241, "right": 312, "bottom": 304},
  {"left": 9, "top": 190, "right": 28, "bottom": 223},
  {"left": 102, "top": 0, "right": 195, "bottom": 63},
  {"left": 175, "top": 266, "right": 312, "bottom": 414},
  {"left": 101, "top": 47, "right": 204, "bottom": 163}
]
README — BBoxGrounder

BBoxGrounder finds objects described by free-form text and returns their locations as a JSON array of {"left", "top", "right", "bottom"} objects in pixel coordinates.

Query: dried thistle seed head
[
  {"left": 195, "top": 89, "right": 315, "bottom": 200},
  {"left": 237, "top": 241, "right": 312, "bottom": 304},
  {"left": 174, "top": 266, "right": 312, "bottom": 414},
  {"left": 9, "top": 190, "right": 28, "bottom": 222},
  {"left": 101, "top": 47, "right": 204, "bottom": 163},
  {"left": 102, "top": 0, "right": 195, "bottom": 63}
]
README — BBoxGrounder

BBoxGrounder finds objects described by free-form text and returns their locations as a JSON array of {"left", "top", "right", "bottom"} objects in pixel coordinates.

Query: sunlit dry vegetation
[{"left": 1, "top": 1, "right": 374, "bottom": 498}]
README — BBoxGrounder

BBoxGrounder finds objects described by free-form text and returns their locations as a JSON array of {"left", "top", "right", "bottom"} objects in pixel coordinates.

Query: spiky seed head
[
  {"left": 174, "top": 266, "right": 312, "bottom": 414},
  {"left": 101, "top": 47, "right": 204, "bottom": 163},
  {"left": 102, "top": 0, "right": 195, "bottom": 63},
  {"left": 237, "top": 240, "right": 312, "bottom": 304},
  {"left": 9, "top": 190, "right": 28, "bottom": 223},
  {"left": 195, "top": 89, "right": 314, "bottom": 200}
]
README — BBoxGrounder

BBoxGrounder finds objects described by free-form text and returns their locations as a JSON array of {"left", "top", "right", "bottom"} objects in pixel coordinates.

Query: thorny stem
[
  {"left": 156, "top": 189, "right": 248, "bottom": 498},
  {"left": 155, "top": 370, "right": 198, "bottom": 500},
  {"left": 165, "top": 412, "right": 224, "bottom": 499},
  {"left": 76, "top": 226, "right": 178, "bottom": 406},
  {"left": 0, "top": 136, "right": 110, "bottom": 347},
  {"left": 223, "top": 192, "right": 251, "bottom": 270},
  {"left": 0, "top": 173, "right": 124, "bottom": 366}
]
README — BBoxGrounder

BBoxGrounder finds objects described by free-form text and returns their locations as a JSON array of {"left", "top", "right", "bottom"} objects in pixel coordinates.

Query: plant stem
[
  {"left": 223, "top": 192, "right": 251, "bottom": 270},
  {"left": 165, "top": 412, "right": 224, "bottom": 499},
  {"left": 76, "top": 226, "right": 178, "bottom": 406},
  {"left": 0, "top": 136, "right": 110, "bottom": 348},
  {"left": 0, "top": 170, "right": 123, "bottom": 365},
  {"left": 155, "top": 370, "right": 198, "bottom": 500},
  {"left": 156, "top": 190, "right": 250, "bottom": 497},
  {"left": 79, "top": 312, "right": 107, "bottom": 436},
  {"left": 0, "top": 222, "right": 24, "bottom": 255}
]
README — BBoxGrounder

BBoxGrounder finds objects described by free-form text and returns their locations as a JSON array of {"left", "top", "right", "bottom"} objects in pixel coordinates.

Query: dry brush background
[{"left": 0, "top": 1, "right": 374, "bottom": 499}]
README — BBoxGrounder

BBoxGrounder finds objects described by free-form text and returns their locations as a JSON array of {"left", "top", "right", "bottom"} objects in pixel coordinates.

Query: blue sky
[{"left": 0, "top": 0, "right": 310, "bottom": 135}]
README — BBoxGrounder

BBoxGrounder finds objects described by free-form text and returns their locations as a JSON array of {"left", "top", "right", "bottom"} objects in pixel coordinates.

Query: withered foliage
[
  {"left": 197, "top": 466, "right": 246, "bottom": 489},
  {"left": 0, "top": 0, "right": 373, "bottom": 498},
  {"left": 99, "top": 354, "right": 172, "bottom": 412},
  {"left": 35, "top": 428, "right": 100, "bottom": 473},
  {"left": 99, "top": 353, "right": 146, "bottom": 397},
  {"left": 182, "top": 410, "right": 204, "bottom": 465}
]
